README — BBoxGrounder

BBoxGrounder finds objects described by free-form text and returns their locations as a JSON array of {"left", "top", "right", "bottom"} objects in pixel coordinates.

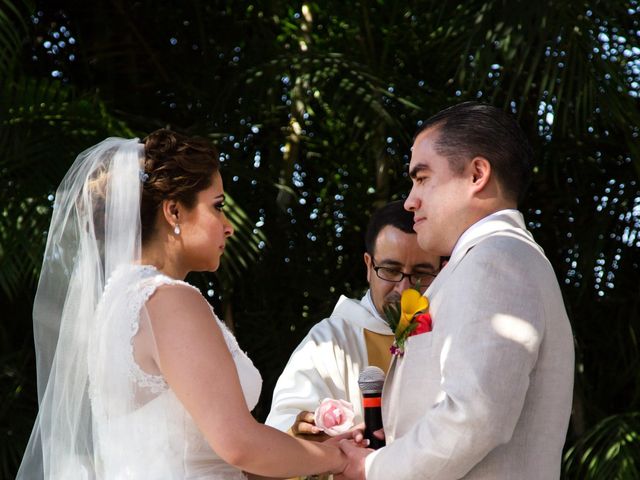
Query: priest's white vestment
[{"left": 266, "top": 292, "right": 392, "bottom": 432}]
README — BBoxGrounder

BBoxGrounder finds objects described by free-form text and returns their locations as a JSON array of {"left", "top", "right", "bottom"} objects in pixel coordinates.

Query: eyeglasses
[{"left": 371, "top": 257, "right": 438, "bottom": 285}]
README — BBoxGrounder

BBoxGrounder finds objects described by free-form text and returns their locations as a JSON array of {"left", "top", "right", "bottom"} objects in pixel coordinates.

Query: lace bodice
[{"left": 88, "top": 265, "right": 262, "bottom": 479}]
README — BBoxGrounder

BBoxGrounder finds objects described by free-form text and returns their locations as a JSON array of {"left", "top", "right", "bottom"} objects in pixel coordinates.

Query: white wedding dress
[{"left": 88, "top": 264, "right": 262, "bottom": 479}]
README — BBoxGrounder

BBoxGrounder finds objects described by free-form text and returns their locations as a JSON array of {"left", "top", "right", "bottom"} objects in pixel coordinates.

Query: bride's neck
[{"left": 140, "top": 234, "right": 188, "bottom": 280}]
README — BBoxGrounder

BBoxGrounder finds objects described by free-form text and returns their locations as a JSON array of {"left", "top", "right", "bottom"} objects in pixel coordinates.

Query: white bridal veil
[{"left": 17, "top": 138, "right": 144, "bottom": 478}]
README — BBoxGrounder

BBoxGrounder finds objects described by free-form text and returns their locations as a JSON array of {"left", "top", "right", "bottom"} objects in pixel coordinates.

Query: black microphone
[{"left": 357, "top": 366, "right": 386, "bottom": 449}]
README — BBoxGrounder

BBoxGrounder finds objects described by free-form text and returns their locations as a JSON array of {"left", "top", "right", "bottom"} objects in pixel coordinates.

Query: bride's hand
[{"left": 324, "top": 423, "right": 369, "bottom": 448}]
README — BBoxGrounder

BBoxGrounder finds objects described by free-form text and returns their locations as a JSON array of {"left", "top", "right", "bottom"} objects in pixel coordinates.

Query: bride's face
[{"left": 178, "top": 171, "right": 234, "bottom": 272}]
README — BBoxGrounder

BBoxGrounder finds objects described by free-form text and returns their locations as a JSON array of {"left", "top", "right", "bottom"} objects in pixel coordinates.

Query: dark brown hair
[
  {"left": 140, "top": 129, "right": 220, "bottom": 243},
  {"left": 414, "top": 102, "right": 533, "bottom": 204}
]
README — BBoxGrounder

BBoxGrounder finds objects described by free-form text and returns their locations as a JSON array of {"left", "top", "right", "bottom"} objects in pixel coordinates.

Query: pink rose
[{"left": 313, "top": 398, "right": 355, "bottom": 436}]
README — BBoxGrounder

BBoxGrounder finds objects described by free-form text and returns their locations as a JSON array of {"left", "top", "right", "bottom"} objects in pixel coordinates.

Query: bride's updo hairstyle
[{"left": 140, "top": 129, "right": 220, "bottom": 243}]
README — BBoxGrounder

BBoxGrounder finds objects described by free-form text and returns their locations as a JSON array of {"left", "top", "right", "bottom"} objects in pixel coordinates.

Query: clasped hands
[{"left": 292, "top": 410, "right": 384, "bottom": 480}]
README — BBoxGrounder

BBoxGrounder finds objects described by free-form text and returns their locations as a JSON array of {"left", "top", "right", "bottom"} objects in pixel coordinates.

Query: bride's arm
[{"left": 146, "top": 284, "right": 346, "bottom": 478}]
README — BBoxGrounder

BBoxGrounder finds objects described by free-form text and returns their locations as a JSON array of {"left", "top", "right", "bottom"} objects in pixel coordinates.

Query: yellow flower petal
[
  {"left": 396, "top": 289, "right": 429, "bottom": 336},
  {"left": 400, "top": 289, "right": 428, "bottom": 317},
  {"left": 397, "top": 313, "right": 412, "bottom": 335}
]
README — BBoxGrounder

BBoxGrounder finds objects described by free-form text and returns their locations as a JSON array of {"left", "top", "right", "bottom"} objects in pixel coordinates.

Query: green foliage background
[{"left": 1, "top": 0, "right": 640, "bottom": 477}]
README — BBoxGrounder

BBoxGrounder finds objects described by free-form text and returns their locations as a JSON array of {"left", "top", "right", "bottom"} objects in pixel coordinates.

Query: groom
[{"left": 339, "top": 102, "right": 574, "bottom": 479}]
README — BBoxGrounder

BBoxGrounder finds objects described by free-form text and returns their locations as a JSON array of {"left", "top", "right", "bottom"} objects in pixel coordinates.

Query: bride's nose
[{"left": 223, "top": 216, "right": 234, "bottom": 238}]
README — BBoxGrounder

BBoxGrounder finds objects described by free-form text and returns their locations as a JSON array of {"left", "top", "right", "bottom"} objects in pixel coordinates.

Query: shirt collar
[{"left": 450, "top": 208, "right": 533, "bottom": 261}]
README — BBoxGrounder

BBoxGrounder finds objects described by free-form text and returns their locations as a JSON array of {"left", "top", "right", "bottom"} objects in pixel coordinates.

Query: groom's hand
[{"left": 335, "top": 438, "right": 373, "bottom": 480}]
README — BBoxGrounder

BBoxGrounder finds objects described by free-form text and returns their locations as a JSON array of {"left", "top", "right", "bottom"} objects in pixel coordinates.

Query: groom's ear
[{"left": 468, "top": 156, "right": 492, "bottom": 193}]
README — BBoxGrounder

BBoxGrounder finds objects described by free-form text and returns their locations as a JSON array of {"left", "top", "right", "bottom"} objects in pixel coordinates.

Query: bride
[{"left": 17, "top": 129, "right": 353, "bottom": 479}]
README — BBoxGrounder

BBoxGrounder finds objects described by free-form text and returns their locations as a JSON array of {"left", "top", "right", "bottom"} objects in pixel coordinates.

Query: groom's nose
[{"left": 404, "top": 191, "right": 419, "bottom": 211}]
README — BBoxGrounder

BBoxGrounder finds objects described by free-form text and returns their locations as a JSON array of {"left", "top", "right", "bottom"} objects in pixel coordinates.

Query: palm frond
[
  {"left": 0, "top": 0, "right": 32, "bottom": 79},
  {"left": 564, "top": 412, "right": 640, "bottom": 479},
  {"left": 217, "top": 193, "right": 267, "bottom": 290},
  {"left": 0, "top": 76, "right": 133, "bottom": 301}
]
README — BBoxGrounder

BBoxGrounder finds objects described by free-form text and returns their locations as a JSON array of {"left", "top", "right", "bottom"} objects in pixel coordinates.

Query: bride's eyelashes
[{"left": 214, "top": 201, "right": 225, "bottom": 212}]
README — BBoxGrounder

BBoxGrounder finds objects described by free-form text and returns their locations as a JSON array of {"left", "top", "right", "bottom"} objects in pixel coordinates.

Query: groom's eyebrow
[{"left": 409, "top": 163, "right": 430, "bottom": 179}]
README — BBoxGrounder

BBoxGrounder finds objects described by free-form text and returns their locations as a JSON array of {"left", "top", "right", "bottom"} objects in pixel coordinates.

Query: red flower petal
[{"left": 411, "top": 313, "right": 432, "bottom": 336}]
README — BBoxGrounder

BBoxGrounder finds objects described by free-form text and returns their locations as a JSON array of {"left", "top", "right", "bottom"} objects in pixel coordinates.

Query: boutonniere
[{"left": 383, "top": 287, "right": 432, "bottom": 357}]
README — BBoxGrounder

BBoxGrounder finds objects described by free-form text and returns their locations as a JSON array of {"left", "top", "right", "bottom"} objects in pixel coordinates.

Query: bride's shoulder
[
  {"left": 144, "top": 275, "right": 216, "bottom": 325},
  {"left": 148, "top": 280, "right": 203, "bottom": 305},
  {"left": 143, "top": 277, "right": 227, "bottom": 352},
  {"left": 128, "top": 266, "right": 201, "bottom": 302}
]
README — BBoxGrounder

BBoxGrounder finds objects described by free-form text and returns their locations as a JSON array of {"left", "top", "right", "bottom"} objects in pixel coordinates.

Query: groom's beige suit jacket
[{"left": 365, "top": 210, "right": 574, "bottom": 479}]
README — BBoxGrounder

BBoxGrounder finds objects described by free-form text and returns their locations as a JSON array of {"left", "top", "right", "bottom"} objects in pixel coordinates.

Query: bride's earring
[{"left": 174, "top": 224, "right": 181, "bottom": 235}]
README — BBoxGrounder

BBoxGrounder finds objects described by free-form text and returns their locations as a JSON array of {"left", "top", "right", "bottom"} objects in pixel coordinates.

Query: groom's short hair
[
  {"left": 365, "top": 200, "right": 415, "bottom": 255},
  {"left": 415, "top": 101, "right": 533, "bottom": 204}
]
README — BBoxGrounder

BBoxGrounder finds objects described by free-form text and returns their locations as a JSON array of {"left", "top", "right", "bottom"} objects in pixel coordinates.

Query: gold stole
[{"left": 363, "top": 329, "right": 394, "bottom": 374}]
